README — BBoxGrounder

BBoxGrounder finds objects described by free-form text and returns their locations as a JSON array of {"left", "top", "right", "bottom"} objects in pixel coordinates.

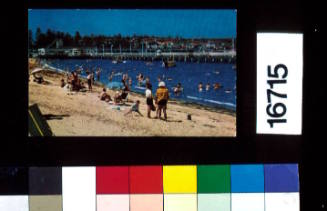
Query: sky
[{"left": 28, "top": 9, "right": 237, "bottom": 39}]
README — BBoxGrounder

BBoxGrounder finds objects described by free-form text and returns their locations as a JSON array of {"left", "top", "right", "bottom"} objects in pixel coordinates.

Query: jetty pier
[{"left": 30, "top": 48, "right": 236, "bottom": 63}]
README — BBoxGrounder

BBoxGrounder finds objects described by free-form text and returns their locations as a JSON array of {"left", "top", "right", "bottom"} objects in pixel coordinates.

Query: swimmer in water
[
  {"left": 174, "top": 83, "right": 183, "bottom": 95},
  {"left": 214, "top": 83, "right": 221, "bottom": 90},
  {"left": 128, "top": 77, "right": 132, "bottom": 86},
  {"left": 206, "top": 83, "right": 210, "bottom": 91},
  {"left": 198, "top": 82, "right": 203, "bottom": 92}
]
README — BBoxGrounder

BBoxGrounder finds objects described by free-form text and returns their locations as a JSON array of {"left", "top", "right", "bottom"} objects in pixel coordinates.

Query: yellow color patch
[{"left": 163, "top": 165, "right": 197, "bottom": 193}]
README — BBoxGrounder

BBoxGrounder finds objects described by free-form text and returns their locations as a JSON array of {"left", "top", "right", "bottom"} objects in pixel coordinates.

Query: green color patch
[{"left": 197, "top": 165, "right": 231, "bottom": 193}]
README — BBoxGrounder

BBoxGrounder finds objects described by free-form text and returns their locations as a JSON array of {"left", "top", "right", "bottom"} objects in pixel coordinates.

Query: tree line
[
  {"left": 28, "top": 27, "right": 232, "bottom": 51},
  {"left": 28, "top": 27, "right": 195, "bottom": 50}
]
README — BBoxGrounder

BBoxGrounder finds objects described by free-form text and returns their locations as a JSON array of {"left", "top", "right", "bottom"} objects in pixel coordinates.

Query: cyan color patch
[
  {"left": 264, "top": 164, "right": 299, "bottom": 192},
  {"left": 231, "top": 164, "right": 264, "bottom": 193}
]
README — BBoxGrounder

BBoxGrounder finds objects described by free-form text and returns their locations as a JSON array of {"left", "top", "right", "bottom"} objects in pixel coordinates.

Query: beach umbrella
[
  {"left": 31, "top": 68, "right": 43, "bottom": 75},
  {"left": 107, "top": 81, "right": 124, "bottom": 89}
]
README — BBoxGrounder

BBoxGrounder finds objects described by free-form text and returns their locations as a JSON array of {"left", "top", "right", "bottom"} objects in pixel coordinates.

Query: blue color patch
[
  {"left": 231, "top": 164, "right": 264, "bottom": 193},
  {"left": 264, "top": 164, "right": 299, "bottom": 192}
]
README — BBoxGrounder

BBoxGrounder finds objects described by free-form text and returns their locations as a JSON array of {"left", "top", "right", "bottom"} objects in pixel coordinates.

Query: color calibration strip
[{"left": 0, "top": 164, "right": 299, "bottom": 211}]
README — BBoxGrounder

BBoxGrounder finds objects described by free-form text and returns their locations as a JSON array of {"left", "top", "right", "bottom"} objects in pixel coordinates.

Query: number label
[
  {"left": 257, "top": 33, "right": 303, "bottom": 135},
  {"left": 266, "top": 64, "right": 288, "bottom": 128}
]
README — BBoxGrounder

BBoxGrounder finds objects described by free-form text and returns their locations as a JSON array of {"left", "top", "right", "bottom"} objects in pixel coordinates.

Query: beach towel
[
  {"left": 108, "top": 105, "right": 126, "bottom": 111},
  {"left": 28, "top": 104, "right": 53, "bottom": 136}
]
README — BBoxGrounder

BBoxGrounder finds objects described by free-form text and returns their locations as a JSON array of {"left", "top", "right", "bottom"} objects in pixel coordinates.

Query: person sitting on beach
[
  {"left": 145, "top": 83, "right": 155, "bottom": 118},
  {"left": 121, "top": 84, "right": 130, "bottom": 100},
  {"left": 71, "top": 71, "right": 80, "bottom": 91},
  {"left": 33, "top": 73, "right": 44, "bottom": 84},
  {"left": 155, "top": 81, "right": 169, "bottom": 120},
  {"left": 173, "top": 83, "right": 183, "bottom": 95},
  {"left": 206, "top": 83, "right": 210, "bottom": 91},
  {"left": 87, "top": 72, "right": 92, "bottom": 92},
  {"left": 114, "top": 91, "right": 123, "bottom": 104},
  {"left": 79, "top": 82, "right": 86, "bottom": 91},
  {"left": 99, "top": 88, "right": 112, "bottom": 102},
  {"left": 198, "top": 82, "right": 203, "bottom": 92},
  {"left": 60, "top": 78, "right": 66, "bottom": 88},
  {"left": 124, "top": 100, "right": 143, "bottom": 117}
]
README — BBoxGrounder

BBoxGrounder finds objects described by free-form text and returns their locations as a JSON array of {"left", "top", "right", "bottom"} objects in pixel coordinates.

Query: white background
[{"left": 257, "top": 33, "right": 303, "bottom": 134}]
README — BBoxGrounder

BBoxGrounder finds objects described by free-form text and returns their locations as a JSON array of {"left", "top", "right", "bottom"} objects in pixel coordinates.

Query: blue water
[{"left": 45, "top": 59, "right": 236, "bottom": 110}]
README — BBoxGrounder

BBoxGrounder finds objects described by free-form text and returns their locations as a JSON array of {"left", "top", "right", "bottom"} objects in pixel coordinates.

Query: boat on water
[
  {"left": 112, "top": 58, "right": 122, "bottom": 64},
  {"left": 163, "top": 60, "right": 176, "bottom": 68}
]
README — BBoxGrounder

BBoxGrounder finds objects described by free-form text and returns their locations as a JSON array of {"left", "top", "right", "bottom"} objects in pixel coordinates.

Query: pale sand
[{"left": 28, "top": 68, "right": 236, "bottom": 137}]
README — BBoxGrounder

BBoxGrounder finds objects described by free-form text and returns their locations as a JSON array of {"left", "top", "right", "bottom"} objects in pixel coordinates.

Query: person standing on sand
[
  {"left": 92, "top": 71, "right": 95, "bottom": 85},
  {"left": 155, "top": 81, "right": 169, "bottom": 120},
  {"left": 145, "top": 83, "right": 155, "bottom": 118},
  {"left": 87, "top": 72, "right": 92, "bottom": 92},
  {"left": 96, "top": 68, "right": 101, "bottom": 81},
  {"left": 145, "top": 77, "right": 152, "bottom": 90}
]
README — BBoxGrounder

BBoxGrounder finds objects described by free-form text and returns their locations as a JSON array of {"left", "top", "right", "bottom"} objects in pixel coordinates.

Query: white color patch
[
  {"left": 231, "top": 193, "right": 264, "bottom": 211},
  {"left": 0, "top": 195, "right": 29, "bottom": 211},
  {"left": 265, "top": 192, "right": 300, "bottom": 211},
  {"left": 62, "top": 167, "right": 96, "bottom": 211}
]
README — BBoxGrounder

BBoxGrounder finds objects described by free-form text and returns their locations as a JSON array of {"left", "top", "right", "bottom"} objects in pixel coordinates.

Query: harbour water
[{"left": 45, "top": 59, "right": 236, "bottom": 111}]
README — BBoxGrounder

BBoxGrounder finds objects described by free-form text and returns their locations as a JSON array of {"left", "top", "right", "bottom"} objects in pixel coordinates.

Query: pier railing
[{"left": 30, "top": 48, "right": 236, "bottom": 63}]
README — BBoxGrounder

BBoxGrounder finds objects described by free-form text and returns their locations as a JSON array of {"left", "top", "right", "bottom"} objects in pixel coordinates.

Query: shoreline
[
  {"left": 29, "top": 62, "right": 236, "bottom": 137},
  {"left": 42, "top": 62, "right": 236, "bottom": 116}
]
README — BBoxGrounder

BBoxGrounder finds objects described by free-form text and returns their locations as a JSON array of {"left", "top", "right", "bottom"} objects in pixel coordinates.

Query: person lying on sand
[
  {"left": 99, "top": 88, "right": 112, "bottom": 102},
  {"left": 124, "top": 100, "right": 143, "bottom": 117}
]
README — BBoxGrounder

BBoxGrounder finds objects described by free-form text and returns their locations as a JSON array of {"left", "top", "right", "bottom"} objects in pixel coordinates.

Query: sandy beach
[{"left": 28, "top": 66, "right": 236, "bottom": 137}]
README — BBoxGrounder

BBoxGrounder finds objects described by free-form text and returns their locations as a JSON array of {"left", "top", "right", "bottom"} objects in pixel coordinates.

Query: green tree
[
  {"left": 74, "top": 31, "right": 81, "bottom": 46},
  {"left": 28, "top": 29, "right": 33, "bottom": 48}
]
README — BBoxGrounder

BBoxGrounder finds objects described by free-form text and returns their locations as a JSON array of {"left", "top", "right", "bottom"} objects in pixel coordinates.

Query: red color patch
[
  {"left": 96, "top": 166, "right": 129, "bottom": 194},
  {"left": 129, "top": 166, "right": 163, "bottom": 193}
]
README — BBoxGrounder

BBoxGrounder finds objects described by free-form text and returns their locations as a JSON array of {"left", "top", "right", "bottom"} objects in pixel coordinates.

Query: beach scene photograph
[{"left": 28, "top": 9, "right": 237, "bottom": 137}]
